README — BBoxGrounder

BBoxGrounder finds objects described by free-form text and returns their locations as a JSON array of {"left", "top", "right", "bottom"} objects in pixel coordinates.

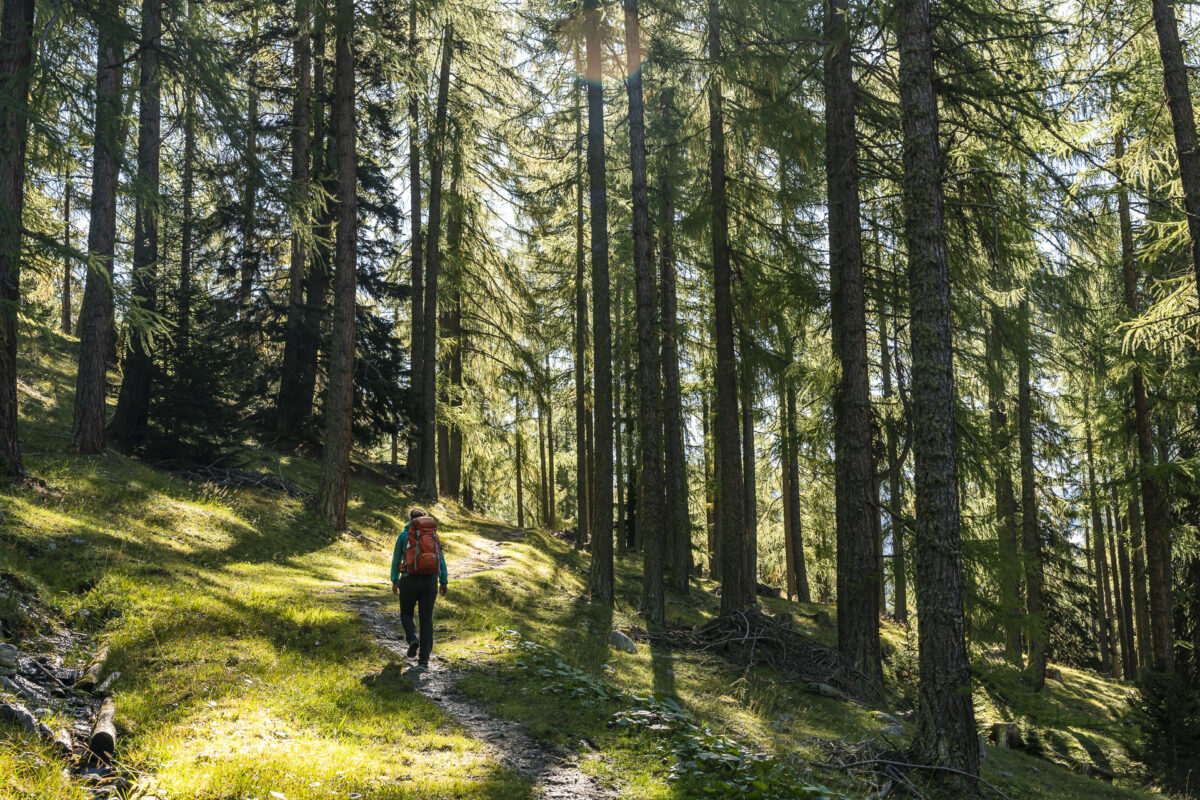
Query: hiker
[{"left": 390, "top": 507, "right": 448, "bottom": 667}]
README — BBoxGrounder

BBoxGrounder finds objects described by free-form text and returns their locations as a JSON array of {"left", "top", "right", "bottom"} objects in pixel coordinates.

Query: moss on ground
[{"left": 0, "top": 332, "right": 1167, "bottom": 799}]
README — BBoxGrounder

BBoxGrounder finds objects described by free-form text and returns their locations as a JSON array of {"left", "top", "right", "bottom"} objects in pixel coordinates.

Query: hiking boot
[{"left": 407, "top": 641, "right": 419, "bottom": 659}]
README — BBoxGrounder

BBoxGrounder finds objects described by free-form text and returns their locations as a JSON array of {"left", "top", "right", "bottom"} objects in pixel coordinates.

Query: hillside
[{"left": 0, "top": 334, "right": 1164, "bottom": 799}]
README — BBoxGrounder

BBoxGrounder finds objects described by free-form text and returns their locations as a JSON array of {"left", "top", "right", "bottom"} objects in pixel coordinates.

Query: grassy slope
[{"left": 0, "top": 333, "right": 1163, "bottom": 799}]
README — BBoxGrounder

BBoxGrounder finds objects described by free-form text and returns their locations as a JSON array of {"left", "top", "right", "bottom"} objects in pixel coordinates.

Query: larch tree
[
  {"left": 73, "top": 3, "right": 125, "bottom": 456},
  {"left": 0, "top": 0, "right": 37, "bottom": 478},
  {"left": 316, "top": 0, "right": 359, "bottom": 530},
  {"left": 896, "top": 0, "right": 978, "bottom": 777},
  {"left": 110, "top": 0, "right": 164, "bottom": 450},
  {"left": 824, "top": 0, "right": 882, "bottom": 690},
  {"left": 584, "top": 0, "right": 614, "bottom": 605}
]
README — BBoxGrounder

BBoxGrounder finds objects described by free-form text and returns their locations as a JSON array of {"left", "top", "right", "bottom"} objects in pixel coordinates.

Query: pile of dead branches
[
  {"left": 154, "top": 460, "right": 307, "bottom": 498},
  {"left": 638, "top": 608, "right": 888, "bottom": 705}
]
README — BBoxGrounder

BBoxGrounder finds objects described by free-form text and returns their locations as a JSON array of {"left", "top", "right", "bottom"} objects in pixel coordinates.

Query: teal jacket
[{"left": 390, "top": 522, "right": 448, "bottom": 586}]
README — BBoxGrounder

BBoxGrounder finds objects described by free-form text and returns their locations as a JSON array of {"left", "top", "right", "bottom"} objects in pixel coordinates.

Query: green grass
[{"left": 0, "top": 331, "right": 1169, "bottom": 799}]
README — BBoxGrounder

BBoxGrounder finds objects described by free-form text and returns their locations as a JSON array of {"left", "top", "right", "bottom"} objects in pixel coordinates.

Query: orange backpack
[{"left": 404, "top": 516, "right": 442, "bottom": 576}]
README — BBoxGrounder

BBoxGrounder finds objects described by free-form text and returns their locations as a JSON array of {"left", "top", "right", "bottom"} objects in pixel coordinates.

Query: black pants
[{"left": 398, "top": 574, "right": 438, "bottom": 663}]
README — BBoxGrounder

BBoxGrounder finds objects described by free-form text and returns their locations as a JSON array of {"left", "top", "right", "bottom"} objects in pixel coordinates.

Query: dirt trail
[{"left": 340, "top": 530, "right": 616, "bottom": 800}]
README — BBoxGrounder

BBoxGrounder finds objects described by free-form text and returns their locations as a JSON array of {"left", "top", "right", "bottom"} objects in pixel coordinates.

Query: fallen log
[
  {"left": 88, "top": 697, "right": 116, "bottom": 763},
  {"left": 75, "top": 647, "right": 109, "bottom": 692}
]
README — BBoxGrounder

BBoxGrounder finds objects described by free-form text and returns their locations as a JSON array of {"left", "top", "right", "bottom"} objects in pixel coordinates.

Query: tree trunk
[
  {"left": 825, "top": 0, "right": 882, "bottom": 687},
  {"left": 109, "top": 0, "right": 163, "bottom": 451},
  {"left": 315, "top": 0, "right": 358, "bottom": 530},
  {"left": 276, "top": 0, "right": 313, "bottom": 436},
  {"left": 444, "top": 148, "right": 465, "bottom": 500},
  {"left": 0, "top": 0, "right": 35, "bottom": 477},
  {"left": 615, "top": 370, "right": 626, "bottom": 557},
  {"left": 1018, "top": 298, "right": 1046, "bottom": 689},
  {"left": 538, "top": 394, "right": 549, "bottom": 526},
  {"left": 237, "top": 12, "right": 260, "bottom": 320},
  {"left": 783, "top": 366, "right": 810, "bottom": 602},
  {"left": 1112, "top": 503, "right": 1138, "bottom": 679},
  {"left": 659, "top": 88, "right": 689, "bottom": 592},
  {"left": 574, "top": 41, "right": 590, "bottom": 544},
  {"left": 1116, "top": 131, "right": 1174, "bottom": 673},
  {"left": 585, "top": 0, "right": 614, "bottom": 604},
  {"left": 740, "top": 342, "right": 758, "bottom": 589},
  {"left": 417, "top": 24, "right": 453, "bottom": 499},
  {"left": 896, "top": 0, "right": 978, "bottom": 775},
  {"left": 73, "top": 4, "right": 124, "bottom": 456},
  {"left": 623, "top": 0, "right": 664, "bottom": 622},
  {"left": 1127, "top": 476, "right": 1153, "bottom": 676},
  {"left": 1150, "top": 0, "right": 1200, "bottom": 297},
  {"left": 178, "top": 1, "right": 196, "bottom": 369},
  {"left": 61, "top": 181, "right": 72, "bottom": 335},
  {"left": 702, "top": 389, "right": 718, "bottom": 580},
  {"left": 1084, "top": 402, "right": 1113, "bottom": 674},
  {"left": 879, "top": 290, "right": 907, "bottom": 622},
  {"left": 984, "top": 220, "right": 1020, "bottom": 661},
  {"left": 407, "top": 0, "right": 423, "bottom": 470},
  {"left": 547, "top": 369, "right": 556, "bottom": 525},
  {"left": 516, "top": 410, "right": 525, "bottom": 529},
  {"left": 297, "top": 19, "right": 332, "bottom": 427},
  {"left": 709, "top": 0, "right": 748, "bottom": 613}
]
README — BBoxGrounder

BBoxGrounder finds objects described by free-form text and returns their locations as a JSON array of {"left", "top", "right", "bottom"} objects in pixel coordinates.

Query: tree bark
[
  {"left": 623, "top": 0, "right": 664, "bottom": 622},
  {"left": 825, "top": 0, "right": 882, "bottom": 687},
  {"left": 237, "top": 12, "right": 260, "bottom": 320},
  {"left": 1112, "top": 503, "right": 1138, "bottom": 679},
  {"left": 740, "top": 342, "right": 758, "bottom": 589},
  {"left": 443, "top": 144, "right": 464, "bottom": 499},
  {"left": 1018, "top": 298, "right": 1046, "bottom": 689},
  {"left": 702, "top": 389, "right": 718, "bottom": 580},
  {"left": 896, "top": 0, "right": 978, "bottom": 776},
  {"left": 585, "top": 0, "right": 614, "bottom": 603},
  {"left": 1126, "top": 475, "right": 1153, "bottom": 676},
  {"left": 516, "top": 407, "right": 525, "bottom": 529},
  {"left": 659, "top": 88, "right": 689, "bottom": 592},
  {"left": 407, "top": 0, "right": 423, "bottom": 470},
  {"left": 538, "top": 394, "right": 548, "bottom": 525},
  {"left": 709, "top": 0, "right": 748, "bottom": 613},
  {"left": 574, "top": 41, "right": 590, "bottom": 544},
  {"left": 1150, "top": 0, "right": 1200, "bottom": 298},
  {"left": 315, "top": 0, "right": 358, "bottom": 530},
  {"left": 73, "top": 4, "right": 124, "bottom": 455},
  {"left": 984, "top": 215, "right": 1020, "bottom": 661},
  {"left": 1116, "top": 130, "right": 1174, "bottom": 673},
  {"left": 1084, "top": 399, "right": 1113, "bottom": 674},
  {"left": 782, "top": 365, "right": 810, "bottom": 602},
  {"left": 276, "top": 0, "right": 313, "bottom": 436},
  {"left": 879, "top": 289, "right": 906, "bottom": 622},
  {"left": 61, "top": 181, "right": 72, "bottom": 335},
  {"left": 417, "top": 24, "right": 453, "bottom": 499},
  {"left": 178, "top": 0, "right": 196, "bottom": 369},
  {"left": 297, "top": 19, "right": 331, "bottom": 426},
  {"left": 0, "top": 0, "right": 35, "bottom": 477},
  {"left": 110, "top": 0, "right": 164, "bottom": 450}
]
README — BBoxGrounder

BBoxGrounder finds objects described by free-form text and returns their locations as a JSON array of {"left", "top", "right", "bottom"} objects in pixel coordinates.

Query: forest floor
[{"left": 0, "top": 331, "right": 1170, "bottom": 800}]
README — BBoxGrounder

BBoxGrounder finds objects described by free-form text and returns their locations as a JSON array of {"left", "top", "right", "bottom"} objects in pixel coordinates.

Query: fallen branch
[
  {"left": 153, "top": 460, "right": 307, "bottom": 498},
  {"left": 635, "top": 609, "right": 890, "bottom": 705},
  {"left": 826, "top": 758, "right": 1012, "bottom": 800}
]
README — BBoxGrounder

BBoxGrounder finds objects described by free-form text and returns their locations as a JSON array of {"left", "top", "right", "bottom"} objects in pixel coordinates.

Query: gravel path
[{"left": 341, "top": 530, "right": 616, "bottom": 799}]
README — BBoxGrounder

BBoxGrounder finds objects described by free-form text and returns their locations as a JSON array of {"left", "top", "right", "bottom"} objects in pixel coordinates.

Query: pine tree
[
  {"left": 73, "top": 3, "right": 125, "bottom": 456},
  {"left": 0, "top": 0, "right": 36, "bottom": 478},
  {"left": 316, "top": 0, "right": 359, "bottom": 530},
  {"left": 896, "top": 0, "right": 978, "bottom": 777}
]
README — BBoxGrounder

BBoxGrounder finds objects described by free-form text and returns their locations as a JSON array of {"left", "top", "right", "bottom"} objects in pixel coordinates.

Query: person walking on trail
[{"left": 391, "top": 507, "right": 448, "bottom": 667}]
